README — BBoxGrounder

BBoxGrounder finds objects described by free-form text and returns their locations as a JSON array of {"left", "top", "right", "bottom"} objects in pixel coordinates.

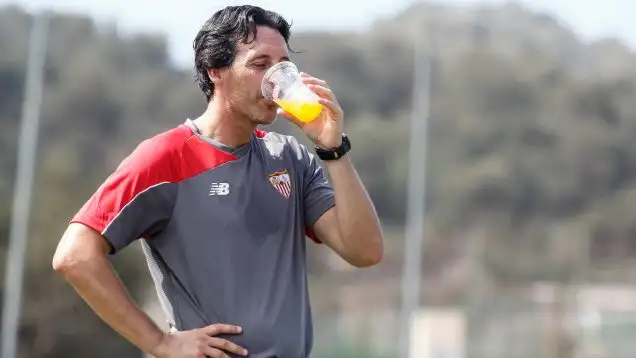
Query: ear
[{"left": 207, "top": 68, "right": 223, "bottom": 85}]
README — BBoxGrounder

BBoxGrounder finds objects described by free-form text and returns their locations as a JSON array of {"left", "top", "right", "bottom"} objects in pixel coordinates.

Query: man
[{"left": 52, "top": 5, "right": 383, "bottom": 358}]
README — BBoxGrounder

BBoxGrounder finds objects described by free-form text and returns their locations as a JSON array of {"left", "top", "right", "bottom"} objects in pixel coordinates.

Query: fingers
[
  {"left": 299, "top": 72, "right": 326, "bottom": 86},
  {"left": 208, "top": 337, "right": 248, "bottom": 356},
  {"left": 300, "top": 74, "right": 332, "bottom": 99},
  {"left": 298, "top": 73, "right": 343, "bottom": 120},
  {"left": 306, "top": 84, "right": 335, "bottom": 101},
  {"left": 300, "top": 73, "right": 332, "bottom": 99},
  {"left": 200, "top": 345, "right": 230, "bottom": 358},
  {"left": 317, "top": 98, "right": 343, "bottom": 121},
  {"left": 202, "top": 323, "right": 242, "bottom": 336},
  {"left": 199, "top": 324, "right": 247, "bottom": 356}
]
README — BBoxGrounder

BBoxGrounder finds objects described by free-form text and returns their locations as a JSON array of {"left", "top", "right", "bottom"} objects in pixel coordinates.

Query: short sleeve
[
  {"left": 70, "top": 139, "right": 180, "bottom": 254},
  {"left": 299, "top": 144, "right": 335, "bottom": 242}
]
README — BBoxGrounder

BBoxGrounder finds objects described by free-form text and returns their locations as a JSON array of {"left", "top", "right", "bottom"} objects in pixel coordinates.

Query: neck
[{"left": 192, "top": 96, "right": 256, "bottom": 148}]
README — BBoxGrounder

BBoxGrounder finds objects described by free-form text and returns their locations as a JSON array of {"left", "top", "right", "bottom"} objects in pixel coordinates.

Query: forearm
[
  {"left": 325, "top": 155, "right": 383, "bottom": 262},
  {"left": 59, "top": 256, "right": 164, "bottom": 354}
]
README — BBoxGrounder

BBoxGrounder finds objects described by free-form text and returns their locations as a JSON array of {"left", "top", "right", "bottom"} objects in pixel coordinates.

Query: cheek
[
  {"left": 247, "top": 80, "right": 264, "bottom": 100},
  {"left": 247, "top": 73, "right": 263, "bottom": 96},
  {"left": 241, "top": 68, "right": 264, "bottom": 94},
  {"left": 230, "top": 68, "right": 263, "bottom": 100}
]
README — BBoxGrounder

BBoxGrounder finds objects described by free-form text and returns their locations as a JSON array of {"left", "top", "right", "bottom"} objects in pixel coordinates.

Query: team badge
[{"left": 268, "top": 170, "right": 292, "bottom": 199}]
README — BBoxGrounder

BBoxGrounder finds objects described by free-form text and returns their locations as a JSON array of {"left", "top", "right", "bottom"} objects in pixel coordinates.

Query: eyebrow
[{"left": 250, "top": 54, "right": 290, "bottom": 62}]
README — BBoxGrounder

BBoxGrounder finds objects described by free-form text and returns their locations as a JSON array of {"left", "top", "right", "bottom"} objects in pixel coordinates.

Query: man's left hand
[{"left": 277, "top": 72, "right": 344, "bottom": 149}]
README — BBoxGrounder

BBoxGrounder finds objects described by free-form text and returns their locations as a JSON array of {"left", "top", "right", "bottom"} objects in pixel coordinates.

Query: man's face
[{"left": 216, "top": 26, "right": 290, "bottom": 125}]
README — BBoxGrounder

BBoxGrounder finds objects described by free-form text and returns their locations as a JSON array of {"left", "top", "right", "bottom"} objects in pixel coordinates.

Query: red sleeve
[
  {"left": 305, "top": 227, "right": 321, "bottom": 244},
  {"left": 71, "top": 133, "right": 183, "bottom": 253}
]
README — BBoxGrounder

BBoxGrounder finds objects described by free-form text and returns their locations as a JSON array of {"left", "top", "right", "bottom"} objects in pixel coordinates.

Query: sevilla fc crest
[{"left": 268, "top": 170, "right": 292, "bottom": 199}]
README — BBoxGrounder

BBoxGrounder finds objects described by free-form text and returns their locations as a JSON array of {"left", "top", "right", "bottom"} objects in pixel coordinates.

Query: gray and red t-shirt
[{"left": 71, "top": 119, "right": 335, "bottom": 358}]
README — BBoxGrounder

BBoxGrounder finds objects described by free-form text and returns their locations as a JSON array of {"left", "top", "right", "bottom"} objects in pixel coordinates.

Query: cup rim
[{"left": 261, "top": 61, "right": 298, "bottom": 99}]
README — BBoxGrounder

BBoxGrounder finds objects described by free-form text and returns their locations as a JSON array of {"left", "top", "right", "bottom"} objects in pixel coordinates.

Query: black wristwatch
[{"left": 315, "top": 134, "right": 351, "bottom": 161}]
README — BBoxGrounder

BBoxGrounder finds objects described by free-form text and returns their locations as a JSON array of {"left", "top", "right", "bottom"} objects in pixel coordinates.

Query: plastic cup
[{"left": 261, "top": 61, "right": 323, "bottom": 123}]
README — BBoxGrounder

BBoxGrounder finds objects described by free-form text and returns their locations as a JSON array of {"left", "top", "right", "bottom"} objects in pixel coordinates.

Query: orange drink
[
  {"left": 274, "top": 99, "right": 323, "bottom": 123},
  {"left": 262, "top": 61, "right": 323, "bottom": 123}
]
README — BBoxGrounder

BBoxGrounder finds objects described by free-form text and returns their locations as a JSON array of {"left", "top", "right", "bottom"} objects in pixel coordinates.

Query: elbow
[
  {"left": 52, "top": 250, "right": 78, "bottom": 278},
  {"left": 52, "top": 224, "right": 115, "bottom": 289},
  {"left": 52, "top": 245, "right": 97, "bottom": 281},
  {"left": 53, "top": 224, "right": 109, "bottom": 279},
  {"left": 350, "top": 235, "right": 384, "bottom": 268}
]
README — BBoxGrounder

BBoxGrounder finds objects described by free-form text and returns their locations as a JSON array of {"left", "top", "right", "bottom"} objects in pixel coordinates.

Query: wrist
[
  {"left": 148, "top": 331, "right": 172, "bottom": 358},
  {"left": 315, "top": 137, "right": 342, "bottom": 150},
  {"left": 315, "top": 134, "right": 350, "bottom": 161}
]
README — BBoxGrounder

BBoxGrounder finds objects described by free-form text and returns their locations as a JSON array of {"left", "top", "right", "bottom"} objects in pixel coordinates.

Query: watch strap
[{"left": 315, "top": 134, "right": 351, "bottom": 161}]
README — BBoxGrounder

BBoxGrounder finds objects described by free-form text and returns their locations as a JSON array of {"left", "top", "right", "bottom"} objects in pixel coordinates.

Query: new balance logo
[{"left": 209, "top": 182, "right": 230, "bottom": 196}]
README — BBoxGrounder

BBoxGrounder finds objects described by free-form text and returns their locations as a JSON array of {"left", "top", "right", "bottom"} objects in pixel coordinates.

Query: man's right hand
[{"left": 151, "top": 324, "right": 248, "bottom": 358}]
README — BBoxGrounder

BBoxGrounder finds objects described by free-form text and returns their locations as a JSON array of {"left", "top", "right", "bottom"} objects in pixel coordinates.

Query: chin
[{"left": 252, "top": 113, "right": 278, "bottom": 126}]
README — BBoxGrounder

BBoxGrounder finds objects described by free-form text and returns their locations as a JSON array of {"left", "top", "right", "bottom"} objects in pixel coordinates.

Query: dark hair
[{"left": 193, "top": 5, "right": 292, "bottom": 102}]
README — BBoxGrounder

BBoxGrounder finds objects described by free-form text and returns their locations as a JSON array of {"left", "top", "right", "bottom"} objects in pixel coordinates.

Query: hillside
[{"left": 1, "top": 2, "right": 636, "bottom": 356}]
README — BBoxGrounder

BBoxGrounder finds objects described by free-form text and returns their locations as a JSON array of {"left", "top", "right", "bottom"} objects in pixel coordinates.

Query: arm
[
  {"left": 296, "top": 134, "right": 383, "bottom": 267},
  {"left": 52, "top": 138, "right": 178, "bottom": 356},
  {"left": 280, "top": 72, "right": 384, "bottom": 267},
  {"left": 52, "top": 226, "right": 247, "bottom": 358},
  {"left": 52, "top": 223, "right": 165, "bottom": 354},
  {"left": 312, "top": 154, "right": 384, "bottom": 267}
]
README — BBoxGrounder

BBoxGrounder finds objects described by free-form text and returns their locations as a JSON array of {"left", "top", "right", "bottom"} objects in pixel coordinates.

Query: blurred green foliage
[{"left": 2, "top": 2, "right": 636, "bottom": 357}]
